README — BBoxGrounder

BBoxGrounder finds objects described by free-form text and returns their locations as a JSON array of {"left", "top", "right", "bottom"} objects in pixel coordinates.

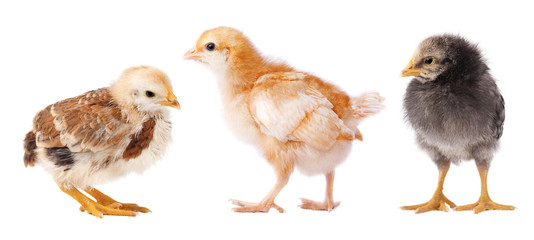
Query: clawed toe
[
  {"left": 80, "top": 202, "right": 150, "bottom": 214},
  {"left": 230, "top": 199, "right": 285, "bottom": 213},
  {"left": 401, "top": 193, "right": 456, "bottom": 214},
  {"left": 456, "top": 199, "right": 515, "bottom": 214},
  {"left": 299, "top": 198, "right": 340, "bottom": 212},
  {"left": 116, "top": 203, "right": 151, "bottom": 213},
  {"left": 80, "top": 202, "right": 138, "bottom": 218}
]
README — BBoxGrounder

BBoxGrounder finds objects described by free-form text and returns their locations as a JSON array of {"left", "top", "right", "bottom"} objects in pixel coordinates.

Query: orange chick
[{"left": 185, "top": 27, "right": 384, "bottom": 212}]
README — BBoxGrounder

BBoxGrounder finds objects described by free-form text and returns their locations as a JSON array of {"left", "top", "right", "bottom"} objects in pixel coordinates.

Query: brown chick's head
[
  {"left": 184, "top": 26, "right": 260, "bottom": 76},
  {"left": 111, "top": 66, "right": 180, "bottom": 112}
]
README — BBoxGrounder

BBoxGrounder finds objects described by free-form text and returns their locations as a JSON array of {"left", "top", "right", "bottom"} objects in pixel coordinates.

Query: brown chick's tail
[
  {"left": 350, "top": 92, "right": 385, "bottom": 120},
  {"left": 24, "top": 131, "right": 37, "bottom": 167}
]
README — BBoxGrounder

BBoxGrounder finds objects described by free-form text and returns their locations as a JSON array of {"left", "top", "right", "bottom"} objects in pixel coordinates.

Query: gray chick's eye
[
  {"left": 424, "top": 57, "right": 434, "bottom": 65},
  {"left": 206, "top": 42, "right": 215, "bottom": 51},
  {"left": 145, "top": 91, "right": 155, "bottom": 98}
]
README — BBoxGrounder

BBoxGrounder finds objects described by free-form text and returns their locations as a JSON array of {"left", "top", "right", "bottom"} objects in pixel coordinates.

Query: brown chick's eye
[
  {"left": 145, "top": 91, "right": 155, "bottom": 98},
  {"left": 206, "top": 43, "right": 215, "bottom": 51},
  {"left": 424, "top": 57, "right": 434, "bottom": 64}
]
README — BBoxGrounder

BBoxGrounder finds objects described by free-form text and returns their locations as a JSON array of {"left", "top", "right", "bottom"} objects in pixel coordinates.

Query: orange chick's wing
[{"left": 248, "top": 72, "right": 355, "bottom": 151}]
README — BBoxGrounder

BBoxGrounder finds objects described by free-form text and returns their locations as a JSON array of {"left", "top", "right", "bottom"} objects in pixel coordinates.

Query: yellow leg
[
  {"left": 401, "top": 162, "right": 456, "bottom": 213},
  {"left": 456, "top": 166, "right": 515, "bottom": 214},
  {"left": 83, "top": 188, "right": 151, "bottom": 213},
  {"left": 299, "top": 171, "right": 340, "bottom": 212},
  {"left": 59, "top": 185, "right": 136, "bottom": 218},
  {"left": 230, "top": 173, "right": 290, "bottom": 213}
]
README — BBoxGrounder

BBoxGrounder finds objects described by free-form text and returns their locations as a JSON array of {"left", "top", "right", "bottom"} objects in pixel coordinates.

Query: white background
[{"left": 1, "top": 0, "right": 532, "bottom": 239}]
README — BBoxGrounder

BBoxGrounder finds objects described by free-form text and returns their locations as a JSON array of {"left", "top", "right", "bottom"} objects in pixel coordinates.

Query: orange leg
[
  {"left": 230, "top": 173, "right": 290, "bottom": 213},
  {"left": 59, "top": 185, "right": 136, "bottom": 218},
  {"left": 300, "top": 171, "right": 340, "bottom": 212},
  {"left": 401, "top": 162, "right": 456, "bottom": 213},
  {"left": 456, "top": 165, "right": 515, "bottom": 213}
]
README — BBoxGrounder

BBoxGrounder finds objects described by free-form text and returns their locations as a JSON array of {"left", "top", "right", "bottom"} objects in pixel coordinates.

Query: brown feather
[
  {"left": 33, "top": 105, "right": 62, "bottom": 148},
  {"left": 122, "top": 118, "right": 156, "bottom": 161},
  {"left": 33, "top": 88, "right": 129, "bottom": 153},
  {"left": 23, "top": 131, "right": 37, "bottom": 167}
]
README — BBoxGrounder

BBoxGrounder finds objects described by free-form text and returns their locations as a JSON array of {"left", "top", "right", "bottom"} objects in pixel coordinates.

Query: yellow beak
[
  {"left": 400, "top": 58, "right": 425, "bottom": 77},
  {"left": 157, "top": 86, "right": 181, "bottom": 110}
]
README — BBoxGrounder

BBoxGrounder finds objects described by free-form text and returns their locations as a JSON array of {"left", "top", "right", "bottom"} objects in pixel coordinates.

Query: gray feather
[{"left": 403, "top": 34, "right": 504, "bottom": 168}]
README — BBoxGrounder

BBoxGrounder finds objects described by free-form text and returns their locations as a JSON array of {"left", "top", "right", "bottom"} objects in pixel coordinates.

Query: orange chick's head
[
  {"left": 110, "top": 66, "right": 180, "bottom": 112},
  {"left": 184, "top": 26, "right": 261, "bottom": 76}
]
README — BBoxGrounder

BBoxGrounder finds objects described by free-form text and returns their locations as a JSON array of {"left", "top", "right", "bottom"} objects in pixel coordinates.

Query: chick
[
  {"left": 184, "top": 27, "right": 384, "bottom": 212},
  {"left": 400, "top": 34, "right": 514, "bottom": 214},
  {"left": 23, "top": 66, "right": 180, "bottom": 218}
]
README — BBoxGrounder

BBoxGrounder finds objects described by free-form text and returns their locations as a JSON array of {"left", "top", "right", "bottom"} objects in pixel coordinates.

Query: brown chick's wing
[
  {"left": 249, "top": 72, "right": 354, "bottom": 151},
  {"left": 33, "top": 88, "right": 129, "bottom": 152}
]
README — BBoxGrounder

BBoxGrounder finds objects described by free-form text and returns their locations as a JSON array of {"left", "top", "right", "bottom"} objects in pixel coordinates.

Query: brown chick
[
  {"left": 23, "top": 66, "right": 180, "bottom": 218},
  {"left": 184, "top": 27, "right": 384, "bottom": 212}
]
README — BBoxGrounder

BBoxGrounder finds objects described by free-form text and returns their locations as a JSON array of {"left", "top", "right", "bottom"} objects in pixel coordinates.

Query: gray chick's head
[{"left": 400, "top": 34, "right": 487, "bottom": 83}]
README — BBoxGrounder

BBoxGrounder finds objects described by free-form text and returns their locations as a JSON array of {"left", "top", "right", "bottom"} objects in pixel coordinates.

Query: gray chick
[{"left": 400, "top": 34, "right": 514, "bottom": 214}]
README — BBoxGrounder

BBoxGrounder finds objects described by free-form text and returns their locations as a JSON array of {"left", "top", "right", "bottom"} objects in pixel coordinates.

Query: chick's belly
[
  {"left": 45, "top": 151, "right": 161, "bottom": 188},
  {"left": 294, "top": 141, "right": 352, "bottom": 176},
  {"left": 37, "top": 119, "right": 172, "bottom": 188},
  {"left": 435, "top": 144, "right": 471, "bottom": 160},
  {"left": 420, "top": 135, "right": 472, "bottom": 160},
  {"left": 35, "top": 150, "right": 125, "bottom": 188}
]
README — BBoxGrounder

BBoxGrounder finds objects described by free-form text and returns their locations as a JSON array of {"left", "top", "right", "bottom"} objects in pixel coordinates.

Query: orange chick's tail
[{"left": 350, "top": 92, "right": 385, "bottom": 120}]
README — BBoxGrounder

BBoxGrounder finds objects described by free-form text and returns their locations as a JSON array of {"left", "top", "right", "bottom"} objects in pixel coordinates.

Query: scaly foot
[
  {"left": 230, "top": 199, "right": 285, "bottom": 213},
  {"left": 115, "top": 203, "right": 151, "bottom": 213},
  {"left": 401, "top": 193, "right": 456, "bottom": 214},
  {"left": 60, "top": 186, "right": 137, "bottom": 218},
  {"left": 81, "top": 187, "right": 151, "bottom": 213},
  {"left": 80, "top": 202, "right": 150, "bottom": 214},
  {"left": 456, "top": 198, "right": 515, "bottom": 214},
  {"left": 81, "top": 201, "right": 138, "bottom": 218},
  {"left": 299, "top": 198, "right": 340, "bottom": 212}
]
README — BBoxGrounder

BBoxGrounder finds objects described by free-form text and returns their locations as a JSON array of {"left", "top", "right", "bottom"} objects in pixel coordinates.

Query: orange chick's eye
[{"left": 206, "top": 42, "right": 215, "bottom": 51}]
